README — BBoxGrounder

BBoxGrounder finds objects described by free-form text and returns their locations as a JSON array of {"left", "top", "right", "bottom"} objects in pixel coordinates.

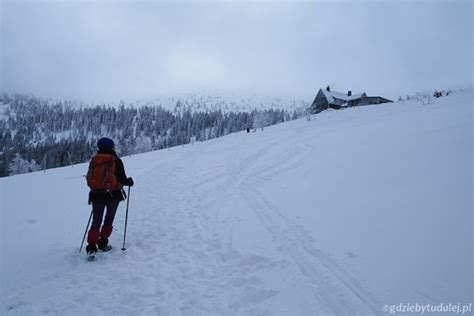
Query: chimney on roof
[
  {"left": 326, "top": 85, "right": 330, "bottom": 92},
  {"left": 347, "top": 90, "right": 352, "bottom": 96}
]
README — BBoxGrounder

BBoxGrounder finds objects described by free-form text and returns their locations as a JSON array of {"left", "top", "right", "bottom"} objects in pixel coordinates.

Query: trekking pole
[
  {"left": 121, "top": 186, "right": 131, "bottom": 251},
  {"left": 79, "top": 209, "right": 93, "bottom": 253}
]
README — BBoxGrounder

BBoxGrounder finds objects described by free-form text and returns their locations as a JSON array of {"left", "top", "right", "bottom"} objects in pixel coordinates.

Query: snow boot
[
  {"left": 86, "top": 244, "right": 97, "bottom": 255},
  {"left": 97, "top": 238, "right": 109, "bottom": 251}
]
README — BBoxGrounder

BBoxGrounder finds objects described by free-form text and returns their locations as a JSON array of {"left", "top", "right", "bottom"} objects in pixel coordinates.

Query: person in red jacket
[{"left": 86, "top": 137, "right": 134, "bottom": 255}]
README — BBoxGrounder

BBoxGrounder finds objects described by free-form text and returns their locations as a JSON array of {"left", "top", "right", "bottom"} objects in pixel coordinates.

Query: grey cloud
[{"left": 1, "top": 0, "right": 472, "bottom": 101}]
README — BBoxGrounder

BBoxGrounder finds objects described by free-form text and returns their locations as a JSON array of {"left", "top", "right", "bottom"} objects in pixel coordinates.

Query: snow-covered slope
[{"left": 1, "top": 91, "right": 472, "bottom": 315}]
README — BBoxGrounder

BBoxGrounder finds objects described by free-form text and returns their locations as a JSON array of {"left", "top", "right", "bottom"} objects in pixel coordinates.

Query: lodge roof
[{"left": 320, "top": 89, "right": 366, "bottom": 103}]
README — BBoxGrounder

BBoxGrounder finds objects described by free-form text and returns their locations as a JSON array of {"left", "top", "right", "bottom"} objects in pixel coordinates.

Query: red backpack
[{"left": 86, "top": 154, "right": 123, "bottom": 191}]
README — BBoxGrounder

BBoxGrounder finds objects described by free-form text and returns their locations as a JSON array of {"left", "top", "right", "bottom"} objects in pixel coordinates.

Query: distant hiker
[
  {"left": 85, "top": 137, "right": 134, "bottom": 255},
  {"left": 433, "top": 90, "right": 443, "bottom": 98}
]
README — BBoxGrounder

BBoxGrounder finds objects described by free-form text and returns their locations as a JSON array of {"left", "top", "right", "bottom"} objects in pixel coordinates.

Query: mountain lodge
[{"left": 310, "top": 86, "right": 393, "bottom": 114}]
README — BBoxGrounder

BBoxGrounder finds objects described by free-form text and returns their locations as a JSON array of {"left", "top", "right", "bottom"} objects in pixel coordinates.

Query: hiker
[{"left": 85, "top": 137, "right": 134, "bottom": 255}]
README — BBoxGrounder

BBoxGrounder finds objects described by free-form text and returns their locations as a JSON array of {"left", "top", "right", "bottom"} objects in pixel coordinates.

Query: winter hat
[{"left": 97, "top": 137, "right": 115, "bottom": 150}]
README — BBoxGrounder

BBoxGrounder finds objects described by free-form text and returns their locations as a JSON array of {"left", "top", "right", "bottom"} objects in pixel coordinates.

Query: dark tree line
[{"left": 0, "top": 93, "right": 301, "bottom": 177}]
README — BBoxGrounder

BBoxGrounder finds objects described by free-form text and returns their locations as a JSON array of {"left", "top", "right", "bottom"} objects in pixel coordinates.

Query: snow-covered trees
[
  {"left": 252, "top": 109, "right": 286, "bottom": 131},
  {"left": 134, "top": 136, "right": 153, "bottom": 153},
  {"left": 252, "top": 111, "right": 269, "bottom": 131},
  {"left": 8, "top": 153, "right": 41, "bottom": 175},
  {"left": 0, "top": 93, "right": 298, "bottom": 177}
]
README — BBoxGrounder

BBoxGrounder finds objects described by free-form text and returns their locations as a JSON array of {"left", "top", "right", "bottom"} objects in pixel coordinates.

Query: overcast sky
[{"left": 1, "top": 0, "right": 472, "bottom": 101}]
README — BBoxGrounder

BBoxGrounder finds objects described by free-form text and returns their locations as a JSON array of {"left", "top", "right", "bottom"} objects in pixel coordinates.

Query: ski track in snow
[
  {"left": 127, "top": 131, "right": 382, "bottom": 315},
  {"left": 2, "top": 91, "right": 472, "bottom": 315},
  {"left": 229, "top": 140, "right": 381, "bottom": 315}
]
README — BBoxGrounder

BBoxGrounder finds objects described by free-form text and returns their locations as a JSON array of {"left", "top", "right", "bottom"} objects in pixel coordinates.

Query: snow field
[{"left": 1, "top": 90, "right": 472, "bottom": 315}]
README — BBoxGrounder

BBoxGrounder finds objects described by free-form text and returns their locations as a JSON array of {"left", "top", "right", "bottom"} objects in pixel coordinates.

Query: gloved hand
[{"left": 127, "top": 177, "right": 134, "bottom": 187}]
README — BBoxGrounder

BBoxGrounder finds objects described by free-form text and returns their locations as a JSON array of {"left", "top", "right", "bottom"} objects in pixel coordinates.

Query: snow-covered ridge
[
  {"left": 132, "top": 92, "right": 309, "bottom": 113},
  {"left": 0, "top": 92, "right": 309, "bottom": 113},
  {"left": 0, "top": 87, "right": 470, "bottom": 178}
]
